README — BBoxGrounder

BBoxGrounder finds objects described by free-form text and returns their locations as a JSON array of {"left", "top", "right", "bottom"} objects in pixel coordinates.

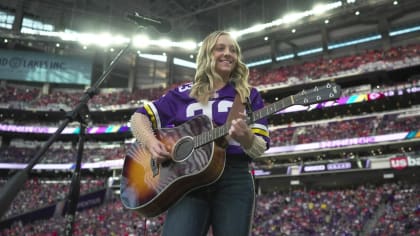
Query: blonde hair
[{"left": 190, "top": 31, "right": 250, "bottom": 104}]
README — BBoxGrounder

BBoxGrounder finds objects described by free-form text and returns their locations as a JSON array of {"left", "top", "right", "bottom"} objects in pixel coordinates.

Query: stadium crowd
[
  {"left": 0, "top": 181, "right": 418, "bottom": 235},
  {"left": 0, "top": 177, "right": 105, "bottom": 220},
  {"left": 0, "top": 111, "right": 418, "bottom": 166},
  {"left": 0, "top": 44, "right": 419, "bottom": 111},
  {"left": 248, "top": 44, "right": 420, "bottom": 87}
]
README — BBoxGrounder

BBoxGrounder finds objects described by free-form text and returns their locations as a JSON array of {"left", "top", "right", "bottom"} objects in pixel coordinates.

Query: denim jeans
[{"left": 161, "top": 158, "right": 255, "bottom": 236}]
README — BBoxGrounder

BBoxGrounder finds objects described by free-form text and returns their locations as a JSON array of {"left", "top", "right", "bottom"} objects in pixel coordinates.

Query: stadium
[{"left": 0, "top": 0, "right": 419, "bottom": 235}]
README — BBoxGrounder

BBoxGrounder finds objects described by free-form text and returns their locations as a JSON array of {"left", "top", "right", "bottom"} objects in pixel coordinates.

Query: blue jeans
[{"left": 161, "top": 158, "right": 255, "bottom": 236}]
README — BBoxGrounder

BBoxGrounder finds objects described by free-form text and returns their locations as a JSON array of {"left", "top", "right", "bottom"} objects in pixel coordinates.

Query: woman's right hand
[
  {"left": 146, "top": 137, "right": 171, "bottom": 164},
  {"left": 130, "top": 113, "right": 171, "bottom": 163}
]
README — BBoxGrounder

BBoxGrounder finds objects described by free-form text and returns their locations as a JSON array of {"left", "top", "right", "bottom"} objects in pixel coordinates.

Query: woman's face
[{"left": 212, "top": 34, "right": 238, "bottom": 80}]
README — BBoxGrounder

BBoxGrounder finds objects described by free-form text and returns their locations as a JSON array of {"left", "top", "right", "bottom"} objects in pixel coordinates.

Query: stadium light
[
  {"left": 5, "top": 1, "right": 347, "bottom": 51},
  {"left": 297, "top": 47, "right": 323, "bottom": 56},
  {"left": 2, "top": 2, "right": 354, "bottom": 52},
  {"left": 389, "top": 25, "right": 420, "bottom": 36},
  {"left": 328, "top": 35, "right": 382, "bottom": 50},
  {"left": 132, "top": 34, "right": 151, "bottom": 48},
  {"left": 132, "top": 35, "right": 197, "bottom": 50},
  {"left": 138, "top": 53, "right": 167, "bottom": 62},
  {"left": 246, "top": 58, "right": 273, "bottom": 68},
  {"left": 231, "top": 23, "right": 268, "bottom": 38},
  {"left": 173, "top": 58, "right": 196, "bottom": 69},
  {"left": 282, "top": 12, "right": 307, "bottom": 24},
  {"left": 312, "top": 2, "right": 343, "bottom": 15},
  {"left": 312, "top": 4, "right": 330, "bottom": 15},
  {"left": 58, "top": 31, "right": 130, "bottom": 47},
  {"left": 276, "top": 53, "right": 295, "bottom": 61}
]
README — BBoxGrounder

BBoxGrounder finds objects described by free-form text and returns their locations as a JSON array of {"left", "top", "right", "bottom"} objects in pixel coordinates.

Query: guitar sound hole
[{"left": 173, "top": 136, "right": 194, "bottom": 162}]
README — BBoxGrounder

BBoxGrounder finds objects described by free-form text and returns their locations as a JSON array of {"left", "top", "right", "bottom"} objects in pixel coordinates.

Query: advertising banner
[{"left": 0, "top": 49, "right": 92, "bottom": 85}]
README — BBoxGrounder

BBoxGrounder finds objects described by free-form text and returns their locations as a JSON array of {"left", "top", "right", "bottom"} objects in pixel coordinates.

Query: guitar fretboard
[
  {"left": 194, "top": 96, "right": 294, "bottom": 148},
  {"left": 193, "top": 82, "right": 341, "bottom": 148}
]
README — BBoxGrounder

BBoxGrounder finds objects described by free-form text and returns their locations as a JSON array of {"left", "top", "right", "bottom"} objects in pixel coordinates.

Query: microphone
[{"left": 125, "top": 12, "right": 171, "bottom": 33}]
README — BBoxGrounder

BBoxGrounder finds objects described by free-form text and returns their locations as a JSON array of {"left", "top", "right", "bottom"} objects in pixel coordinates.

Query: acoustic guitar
[{"left": 120, "top": 83, "right": 341, "bottom": 217}]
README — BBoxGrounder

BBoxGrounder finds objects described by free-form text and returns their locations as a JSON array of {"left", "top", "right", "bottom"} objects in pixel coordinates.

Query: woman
[{"left": 130, "top": 30, "right": 270, "bottom": 236}]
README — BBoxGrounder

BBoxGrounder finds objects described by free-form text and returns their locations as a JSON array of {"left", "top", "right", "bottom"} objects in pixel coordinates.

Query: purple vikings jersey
[{"left": 136, "top": 82, "right": 270, "bottom": 156}]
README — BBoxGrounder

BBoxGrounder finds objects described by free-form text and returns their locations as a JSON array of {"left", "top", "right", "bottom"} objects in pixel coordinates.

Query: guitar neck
[
  {"left": 251, "top": 95, "right": 294, "bottom": 122},
  {"left": 194, "top": 95, "right": 294, "bottom": 148},
  {"left": 194, "top": 83, "right": 342, "bottom": 148}
]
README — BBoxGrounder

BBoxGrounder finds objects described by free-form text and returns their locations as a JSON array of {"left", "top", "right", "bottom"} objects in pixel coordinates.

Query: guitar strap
[
  {"left": 226, "top": 93, "right": 245, "bottom": 126},
  {"left": 215, "top": 93, "right": 244, "bottom": 149}
]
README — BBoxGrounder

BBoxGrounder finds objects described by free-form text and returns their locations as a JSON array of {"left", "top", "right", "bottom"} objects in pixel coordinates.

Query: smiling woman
[
  {"left": 212, "top": 34, "right": 238, "bottom": 79},
  {"left": 125, "top": 30, "right": 270, "bottom": 236}
]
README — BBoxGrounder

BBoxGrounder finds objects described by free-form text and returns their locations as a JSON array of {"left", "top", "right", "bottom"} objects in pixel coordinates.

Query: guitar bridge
[{"left": 150, "top": 158, "right": 159, "bottom": 177}]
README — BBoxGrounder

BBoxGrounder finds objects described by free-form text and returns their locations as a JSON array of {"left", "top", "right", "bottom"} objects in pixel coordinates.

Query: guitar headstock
[{"left": 293, "top": 83, "right": 342, "bottom": 106}]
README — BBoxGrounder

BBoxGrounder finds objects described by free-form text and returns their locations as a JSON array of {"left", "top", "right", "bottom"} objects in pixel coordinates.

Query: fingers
[
  {"left": 229, "top": 118, "right": 248, "bottom": 136},
  {"left": 229, "top": 116, "right": 254, "bottom": 148},
  {"left": 149, "top": 142, "right": 171, "bottom": 163}
]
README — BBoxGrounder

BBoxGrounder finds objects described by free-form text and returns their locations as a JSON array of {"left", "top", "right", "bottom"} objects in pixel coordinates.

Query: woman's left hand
[{"left": 228, "top": 112, "right": 254, "bottom": 149}]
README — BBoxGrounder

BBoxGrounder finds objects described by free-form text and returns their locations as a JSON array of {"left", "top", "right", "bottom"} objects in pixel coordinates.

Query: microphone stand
[
  {"left": 64, "top": 106, "right": 88, "bottom": 236},
  {"left": 0, "top": 40, "right": 133, "bottom": 234}
]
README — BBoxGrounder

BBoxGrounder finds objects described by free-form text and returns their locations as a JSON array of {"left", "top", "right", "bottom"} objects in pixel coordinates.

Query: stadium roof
[
  {"left": 1, "top": 0, "right": 339, "bottom": 40},
  {"left": 1, "top": 0, "right": 420, "bottom": 63}
]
